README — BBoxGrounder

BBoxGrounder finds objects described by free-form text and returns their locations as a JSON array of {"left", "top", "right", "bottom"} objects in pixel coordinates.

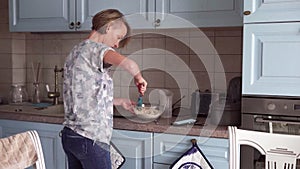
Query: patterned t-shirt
[{"left": 63, "top": 39, "right": 114, "bottom": 145}]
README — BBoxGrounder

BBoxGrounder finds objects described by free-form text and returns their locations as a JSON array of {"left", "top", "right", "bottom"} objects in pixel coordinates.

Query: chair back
[
  {"left": 228, "top": 126, "right": 300, "bottom": 169},
  {"left": 0, "top": 130, "right": 46, "bottom": 169}
]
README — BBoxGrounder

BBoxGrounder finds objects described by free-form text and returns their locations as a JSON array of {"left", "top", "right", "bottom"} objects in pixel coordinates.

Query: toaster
[{"left": 190, "top": 90, "right": 214, "bottom": 117}]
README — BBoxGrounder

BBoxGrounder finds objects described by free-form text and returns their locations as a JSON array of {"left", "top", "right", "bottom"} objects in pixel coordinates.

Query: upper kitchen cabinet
[
  {"left": 243, "top": 0, "right": 300, "bottom": 23},
  {"left": 155, "top": 0, "right": 243, "bottom": 28},
  {"left": 9, "top": 0, "right": 243, "bottom": 32},
  {"left": 242, "top": 22, "right": 300, "bottom": 97},
  {"left": 79, "top": 0, "right": 153, "bottom": 30},
  {"left": 9, "top": 0, "right": 76, "bottom": 32},
  {"left": 242, "top": 0, "right": 300, "bottom": 97},
  {"left": 9, "top": 0, "right": 151, "bottom": 32},
  {"left": 85, "top": 0, "right": 244, "bottom": 29}
]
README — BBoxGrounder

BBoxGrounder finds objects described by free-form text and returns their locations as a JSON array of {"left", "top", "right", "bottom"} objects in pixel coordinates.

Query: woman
[{"left": 61, "top": 9, "right": 147, "bottom": 169}]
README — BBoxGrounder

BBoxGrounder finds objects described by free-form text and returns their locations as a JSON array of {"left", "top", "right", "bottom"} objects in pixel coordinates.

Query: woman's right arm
[{"left": 103, "top": 50, "right": 147, "bottom": 95}]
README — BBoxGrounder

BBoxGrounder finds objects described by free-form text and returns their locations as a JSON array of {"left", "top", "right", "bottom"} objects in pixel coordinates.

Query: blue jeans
[{"left": 61, "top": 127, "right": 112, "bottom": 169}]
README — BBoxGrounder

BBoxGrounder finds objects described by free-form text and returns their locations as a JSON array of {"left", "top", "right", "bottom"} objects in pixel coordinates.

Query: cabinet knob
[
  {"left": 191, "top": 139, "right": 197, "bottom": 145},
  {"left": 69, "top": 22, "right": 75, "bottom": 29},
  {"left": 76, "top": 21, "right": 81, "bottom": 29},
  {"left": 243, "top": 11, "right": 251, "bottom": 15},
  {"left": 154, "top": 19, "right": 161, "bottom": 27}
]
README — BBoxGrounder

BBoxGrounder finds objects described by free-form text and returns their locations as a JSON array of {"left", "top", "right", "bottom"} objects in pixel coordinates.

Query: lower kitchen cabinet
[
  {"left": 153, "top": 133, "right": 229, "bottom": 169},
  {"left": 0, "top": 119, "right": 229, "bottom": 169},
  {"left": 0, "top": 119, "right": 66, "bottom": 169},
  {"left": 111, "top": 129, "right": 153, "bottom": 169}
]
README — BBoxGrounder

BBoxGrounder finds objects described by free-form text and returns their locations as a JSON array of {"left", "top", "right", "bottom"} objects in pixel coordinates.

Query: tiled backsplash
[{"left": 0, "top": 0, "right": 242, "bottom": 106}]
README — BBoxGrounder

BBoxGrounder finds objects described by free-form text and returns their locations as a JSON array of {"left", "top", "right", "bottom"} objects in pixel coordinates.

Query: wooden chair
[
  {"left": 0, "top": 130, "right": 46, "bottom": 169},
  {"left": 228, "top": 126, "right": 300, "bottom": 169}
]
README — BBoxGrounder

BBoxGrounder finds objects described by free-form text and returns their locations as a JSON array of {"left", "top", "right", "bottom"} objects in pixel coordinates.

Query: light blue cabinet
[
  {"left": 0, "top": 120, "right": 66, "bottom": 169},
  {"left": 9, "top": 0, "right": 243, "bottom": 32},
  {"left": 153, "top": 133, "right": 229, "bottom": 169},
  {"left": 243, "top": 0, "right": 300, "bottom": 23},
  {"left": 111, "top": 129, "right": 153, "bottom": 169},
  {"left": 79, "top": 0, "right": 153, "bottom": 30},
  {"left": 153, "top": 163, "right": 169, "bottom": 169},
  {"left": 9, "top": 0, "right": 149, "bottom": 32},
  {"left": 242, "top": 0, "right": 300, "bottom": 97},
  {"left": 0, "top": 119, "right": 229, "bottom": 169},
  {"left": 9, "top": 0, "right": 76, "bottom": 32},
  {"left": 83, "top": 0, "right": 244, "bottom": 28},
  {"left": 155, "top": 0, "right": 243, "bottom": 28},
  {"left": 90, "top": 0, "right": 244, "bottom": 28},
  {"left": 242, "top": 22, "right": 300, "bottom": 96}
]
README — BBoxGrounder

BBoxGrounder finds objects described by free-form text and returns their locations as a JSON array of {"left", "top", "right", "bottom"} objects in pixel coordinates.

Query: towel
[
  {"left": 110, "top": 142, "right": 125, "bottom": 169},
  {"left": 170, "top": 139, "right": 213, "bottom": 169},
  {"left": 0, "top": 131, "right": 38, "bottom": 169}
]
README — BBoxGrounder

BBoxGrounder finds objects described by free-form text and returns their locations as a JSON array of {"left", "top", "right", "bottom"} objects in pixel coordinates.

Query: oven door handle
[{"left": 255, "top": 117, "right": 300, "bottom": 125}]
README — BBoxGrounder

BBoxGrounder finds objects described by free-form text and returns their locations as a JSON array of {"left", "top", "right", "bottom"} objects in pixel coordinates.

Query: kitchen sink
[{"left": 0, "top": 103, "right": 64, "bottom": 117}]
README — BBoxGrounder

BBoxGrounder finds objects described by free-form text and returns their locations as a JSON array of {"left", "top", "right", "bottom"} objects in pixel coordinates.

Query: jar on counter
[{"left": 9, "top": 84, "right": 29, "bottom": 104}]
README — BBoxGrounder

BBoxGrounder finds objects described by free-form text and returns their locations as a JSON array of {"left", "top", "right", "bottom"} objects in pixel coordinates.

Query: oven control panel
[{"left": 242, "top": 97, "right": 300, "bottom": 117}]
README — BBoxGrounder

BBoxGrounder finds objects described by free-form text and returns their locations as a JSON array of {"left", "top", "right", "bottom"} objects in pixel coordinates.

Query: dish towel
[
  {"left": 110, "top": 142, "right": 125, "bottom": 169},
  {"left": 0, "top": 131, "right": 38, "bottom": 169},
  {"left": 170, "top": 139, "right": 213, "bottom": 169}
]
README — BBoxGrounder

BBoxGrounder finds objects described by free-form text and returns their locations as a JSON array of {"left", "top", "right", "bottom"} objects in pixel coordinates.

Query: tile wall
[
  {"left": 0, "top": 0, "right": 242, "bottom": 107},
  {"left": 0, "top": 0, "right": 28, "bottom": 103}
]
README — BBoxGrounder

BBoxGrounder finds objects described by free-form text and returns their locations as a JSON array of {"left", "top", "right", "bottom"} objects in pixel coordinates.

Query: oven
[{"left": 241, "top": 96, "right": 300, "bottom": 169}]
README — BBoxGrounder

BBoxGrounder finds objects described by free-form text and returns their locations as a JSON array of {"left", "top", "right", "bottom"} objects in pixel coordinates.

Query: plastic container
[
  {"left": 9, "top": 84, "right": 28, "bottom": 104},
  {"left": 158, "top": 89, "right": 173, "bottom": 118}
]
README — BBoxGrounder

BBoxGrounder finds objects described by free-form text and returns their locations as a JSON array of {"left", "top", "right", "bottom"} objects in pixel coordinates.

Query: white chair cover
[{"left": 228, "top": 126, "right": 300, "bottom": 169}]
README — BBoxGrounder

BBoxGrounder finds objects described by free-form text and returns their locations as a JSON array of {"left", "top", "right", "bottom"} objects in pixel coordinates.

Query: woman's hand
[
  {"left": 135, "top": 77, "right": 147, "bottom": 95},
  {"left": 114, "top": 98, "right": 135, "bottom": 113}
]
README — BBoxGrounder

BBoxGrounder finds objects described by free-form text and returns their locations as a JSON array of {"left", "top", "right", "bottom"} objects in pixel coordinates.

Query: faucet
[{"left": 48, "top": 65, "right": 64, "bottom": 105}]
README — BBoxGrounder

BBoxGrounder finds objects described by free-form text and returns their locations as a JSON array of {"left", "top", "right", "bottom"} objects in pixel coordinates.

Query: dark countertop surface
[{"left": 0, "top": 104, "right": 228, "bottom": 138}]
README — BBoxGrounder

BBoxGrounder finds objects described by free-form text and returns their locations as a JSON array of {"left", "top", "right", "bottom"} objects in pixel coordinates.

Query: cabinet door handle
[
  {"left": 69, "top": 22, "right": 75, "bottom": 29},
  {"left": 243, "top": 11, "right": 251, "bottom": 15},
  {"left": 154, "top": 19, "right": 161, "bottom": 27},
  {"left": 76, "top": 21, "right": 81, "bottom": 29}
]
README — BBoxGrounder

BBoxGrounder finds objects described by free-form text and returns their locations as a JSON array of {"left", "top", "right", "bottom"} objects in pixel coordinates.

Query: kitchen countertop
[{"left": 0, "top": 104, "right": 228, "bottom": 138}]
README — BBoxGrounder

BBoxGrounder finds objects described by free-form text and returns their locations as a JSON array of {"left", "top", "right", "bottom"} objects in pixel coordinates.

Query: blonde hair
[{"left": 92, "top": 9, "right": 131, "bottom": 48}]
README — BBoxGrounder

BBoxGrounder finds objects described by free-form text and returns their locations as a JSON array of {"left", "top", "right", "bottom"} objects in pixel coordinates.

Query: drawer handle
[
  {"left": 243, "top": 11, "right": 251, "bottom": 15},
  {"left": 154, "top": 19, "right": 161, "bottom": 27},
  {"left": 76, "top": 21, "right": 81, "bottom": 29},
  {"left": 69, "top": 22, "right": 75, "bottom": 29},
  {"left": 191, "top": 139, "right": 197, "bottom": 145}
]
